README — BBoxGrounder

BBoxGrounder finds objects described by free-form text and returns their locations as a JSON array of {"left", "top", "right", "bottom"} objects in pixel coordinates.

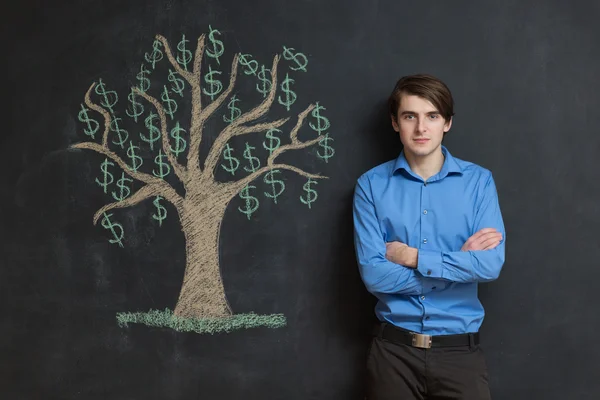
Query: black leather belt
[{"left": 373, "top": 323, "right": 480, "bottom": 349}]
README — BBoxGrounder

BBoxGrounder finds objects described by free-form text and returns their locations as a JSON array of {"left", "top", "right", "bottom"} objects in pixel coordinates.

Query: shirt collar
[{"left": 391, "top": 145, "right": 463, "bottom": 179}]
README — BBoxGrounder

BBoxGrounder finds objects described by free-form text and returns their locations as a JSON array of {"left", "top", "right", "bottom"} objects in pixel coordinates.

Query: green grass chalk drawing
[
  {"left": 116, "top": 309, "right": 286, "bottom": 334},
  {"left": 71, "top": 27, "right": 335, "bottom": 334}
]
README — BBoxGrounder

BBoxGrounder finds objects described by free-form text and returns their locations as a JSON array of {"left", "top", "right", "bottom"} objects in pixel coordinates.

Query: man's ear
[
  {"left": 391, "top": 114, "right": 400, "bottom": 132},
  {"left": 444, "top": 116, "right": 453, "bottom": 132}
]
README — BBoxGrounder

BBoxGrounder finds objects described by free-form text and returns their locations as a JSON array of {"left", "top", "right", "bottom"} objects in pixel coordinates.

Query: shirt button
[
  {"left": 432, "top": 286, "right": 437, "bottom": 290},
  {"left": 420, "top": 295, "right": 425, "bottom": 300},
  {"left": 425, "top": 316, "right": 430, "bottom": 320},
  {"left": 423, "top": 210, "right": 428, "bottom": 215},
  {"left": 427, "top": 270, "right": 432, "bottom": 275},
  {"left": 423, "top": 239, "right": 428, "bottom": 244}
]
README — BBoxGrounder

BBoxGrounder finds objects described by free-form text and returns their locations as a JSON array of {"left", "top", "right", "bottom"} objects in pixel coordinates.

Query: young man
[{"left": 353, "top": 74, "right": 505, "bottom": 399}]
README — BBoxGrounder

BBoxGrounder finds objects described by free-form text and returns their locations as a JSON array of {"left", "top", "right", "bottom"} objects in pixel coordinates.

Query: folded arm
[{"left": 353, "top": 176, "right": 433, "bottom": 295}]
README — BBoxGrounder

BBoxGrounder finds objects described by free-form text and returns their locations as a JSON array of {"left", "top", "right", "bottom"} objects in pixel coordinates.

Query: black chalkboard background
[{"left": 3, "top": 0, "right": 600, "bottom": 399}]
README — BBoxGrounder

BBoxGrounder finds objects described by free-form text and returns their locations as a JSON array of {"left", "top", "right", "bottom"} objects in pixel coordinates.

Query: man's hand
[
  {"left": 461, "top": 228, "right": 503, "bottom": 251},
  {"left": 385, "top": 241, "right": 418, "bottom": 268}
]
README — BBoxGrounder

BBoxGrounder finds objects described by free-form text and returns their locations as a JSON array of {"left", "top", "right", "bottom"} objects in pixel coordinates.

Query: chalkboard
[{"left": 2, "top": 0, "right": 600, "bottom": 399}]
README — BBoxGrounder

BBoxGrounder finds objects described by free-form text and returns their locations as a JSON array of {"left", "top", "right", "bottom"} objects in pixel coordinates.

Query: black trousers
[{"left": 366, "top": 325, "right": 491, "bottom": 400}]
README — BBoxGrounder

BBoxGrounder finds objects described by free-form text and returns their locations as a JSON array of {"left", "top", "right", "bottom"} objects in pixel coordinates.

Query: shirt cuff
[{"left": 417, "top": 249, "right": 444, "bottom": 278}]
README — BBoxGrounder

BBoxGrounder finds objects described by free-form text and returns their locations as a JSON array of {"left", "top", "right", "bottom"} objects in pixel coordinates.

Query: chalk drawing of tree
[{"left": 72, "top": 28, "right": 335, "bottom": 333}]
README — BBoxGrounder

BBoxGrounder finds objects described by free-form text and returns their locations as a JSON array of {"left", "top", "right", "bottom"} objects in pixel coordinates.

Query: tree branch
[
  {"left": 92, "top": 185, "right": 155, "bottom": 225},
  {"left": 234, "top": 54, "right": 280, "bottom": 126},
  {"left": 202, "top": 117, "right": 289, "bottom": 180},
  {"left": 70, "top": 142, "right": 182, "bottom": 205},
  {"left": 84, "top": 83, "right": 111, "bottom": 147},
  {"left": 133, "top": 87, "right": 187, "bottom": 183},
  {"left": 155, "top": 34, "right": 195, "bottom": 84}
]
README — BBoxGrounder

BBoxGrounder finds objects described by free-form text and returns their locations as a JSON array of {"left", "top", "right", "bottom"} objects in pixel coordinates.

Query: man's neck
[{"left": 404, "top": 148, "right": 445, "bottom": 181}]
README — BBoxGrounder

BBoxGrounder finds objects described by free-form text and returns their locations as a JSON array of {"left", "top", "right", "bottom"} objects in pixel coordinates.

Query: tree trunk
[{"left": 173, "top": 199, "right": 231, "bottom": 318}]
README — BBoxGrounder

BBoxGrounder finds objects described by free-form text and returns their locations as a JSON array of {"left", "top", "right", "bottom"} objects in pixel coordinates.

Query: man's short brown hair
[{"left": 388, "top": 74, "right": 455, "bottom": 121}]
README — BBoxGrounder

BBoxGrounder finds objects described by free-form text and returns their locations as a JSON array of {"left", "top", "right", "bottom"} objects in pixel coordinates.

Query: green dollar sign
[
  {"left": 256, "top": 65, "right": 272, "bottom": 98},
  {"left": 144, "top": 39, "right": 163, "bottom": 70},
  {"left": 95, "top": 158, "right": 114, "bottom": 194},
  {"left": 152, "top": 196, "right": 167, "bottom": 227},
  {"left": 161, "top": 86, "right": 178, "bottom": 120},
  {"left": 317, "top": 133, "right": 335, "bottom": 163},
  {"left": 112, "top": 172, "right": 133, "bottom": 201},
  {"left": 137, "top": 64, "right": 151, "bottom": 93},
  {"left": 223, "top": 95, "right": 241, "bottom": 124},
  {"left": 126, "top": 87, "right": 144, "bottom": 122},
  {"left": 300, "top": 178, "right": 318, "bottom": 209},
  {"left": 243, "top": 142, "right": 261, "bottom": 173},
  {"left": 278, "top": 73, "right": 297, "bottom": 112},
  {"left": 262, "top": 128, "right": 281, "bottom": 156},
  {"left": 94, "top": 78, "right": 119, "bottom": 115},
  {"left": 282, "top": 46, "right": 308, "bottom": 72},
  {"left": 264, "top": 169, "right": 285, "bottom": 204},
  {"left": 142, "top": 111, "right": 161, "bottom": 151},
  {"left": 206, "top": 25, "right": 224, "bottom": 65},
  {"left": 127, "top": 141, "right": 143, "bottom": 171},
  {"left": 110, "top": 117, "right": 129, "bottom": 149},
  {"left": 169, "top": 121, "right": 187, "bottom": 157},
  {"left": 152, "top": 149, "right": 171, "bottom": 178},
  {"left": 309, "top": 102, "right": 331, "bottom": 136},
  {"left": 239, "top": 54, "right": 259, "bottom": 76},
  {"left": 78, "top": 104, "right": 99, "bottom": 139},
  {"left": 176, "top": 34, "right": 192, "bottom": 71},
  {"left": 101, "top": 212, "right": 124, "bottom": 248},
  {"left": 168, "top": 69, "right": 185, "bottom": 97},
  {"left": 203, "top": 65, "right": 223, "bottom": 101},
  {"left": 238, "top": 184, "right": 259, "bottom": 220},
  {"left": 221, "top": 143, "right": 240, "bottom": 176}
]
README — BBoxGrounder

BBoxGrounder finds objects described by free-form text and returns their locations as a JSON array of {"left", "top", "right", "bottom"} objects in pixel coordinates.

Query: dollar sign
[
  {"left": 206, "top": 25, "right": 224, "bottom": 65},
  {"left": 112, "top": 172, "right": 133, "bottom": 201},
  {"left": 152, "top": 196, "right": 167, "bottom": 227},
  {"left": 309, "top": 102, "right": 331, "bottom": 136},
  {"left": 239, "top": 54, "right": 259, "bottom": 76},
  {"left": 153, "top": 149, "right": 171, "bottom": 178},
  {"left": 262, "top": 128, "right": 281, "bottom": 156},
  {"left": 243, "top": 142, "right": 261, "bottom": 173},
  {"left": 126, "top": 88, "right": 144, "bottom": 122},
  {"left": 110, "top": 117, "right": 129, "bottom": 149},
  {"left": 256, "top": 65, "right": 272, "bottom": 98},
  {"left": 278, "top": 73, "right": 297, "bottom": 112},
  {"left": 137, "top": 64, "right": 151, "bottom": 93},
  {"left": 221, "top": 143, "right": 240, "bottom": 176},
  {"left": 78, "top": 104, "right": 99, "bottom": 139},
  {"left": 168, "top": 69, "right": 185, "bottom": 97},
  {"left": 161, "top": 86, "right": 178, "bottom": 120},
  {"left": 317, "top": 133, "right": 335, "bottom": 163},
  {"left": 264, "top": 169, "right": 285, "bottom": 204},
  {"left": 238, "top": 185, "right": 259, "bottom": 220},
  {"left": 127, "top": 141, "right": 143, "bottom": 171},
  {"left": 95, "top": 158, "right": 114, "bottom": 194},
  {"left": 169, "top": 121, "right": 187, "bottom": 157},
  {"left": 101, "top": 212, "right": 124, "bottom": 248},
  {"left": 176, "top": 34, "right": 192, "bottom": 71},
  {"left": 144, "top": 39, "right": 163, "bottom": 70},
  {"left": 300, "top": 179, "right": 318, "bottom": 209},
  {"left": 223, "top": 95, "right": 242, "bottom": 124},
  {"left": 282, "top": 46, "right": 308, "bottom": 72},
  {"left": 94, "top": 78, "right": 119, "bottom": 115},
  {"left": 203, "top": 65, "right": 223, "bottom": 101},
  {"left": 142, "top": 111, "right": 161, "bottom": 151}
]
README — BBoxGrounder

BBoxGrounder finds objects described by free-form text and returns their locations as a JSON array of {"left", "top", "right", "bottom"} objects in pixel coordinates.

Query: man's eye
[
  {"left": 429, "top": 114, "right": 438, "bottom": 119},
  {"left": 404, "top": 115, "right": 414, "bottom": 120}
]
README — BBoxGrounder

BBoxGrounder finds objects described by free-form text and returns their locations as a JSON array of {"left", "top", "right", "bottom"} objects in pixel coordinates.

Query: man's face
[{"left": 391, "top": 94, "right": 452, "bottom": 159}]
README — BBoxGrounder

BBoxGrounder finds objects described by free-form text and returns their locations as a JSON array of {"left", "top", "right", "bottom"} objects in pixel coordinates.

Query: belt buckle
[{"left": 411, "top": 332, "right": 432, "bottom": 349}]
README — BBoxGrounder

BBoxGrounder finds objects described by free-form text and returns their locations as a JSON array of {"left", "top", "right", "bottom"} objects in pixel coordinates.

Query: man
[{"left": 353, "top": 74, "right": 505, "bottom": 399}]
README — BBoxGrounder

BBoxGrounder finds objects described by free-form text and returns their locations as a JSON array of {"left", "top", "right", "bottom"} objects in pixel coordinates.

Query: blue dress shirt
[{"left": 353, "top": 146, "right": 505, "bottom": 335}]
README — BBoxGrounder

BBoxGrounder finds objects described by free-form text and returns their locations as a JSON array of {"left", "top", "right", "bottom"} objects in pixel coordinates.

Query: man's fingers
[
  {"left": 471, "top": 228, "right": 499, "bottom": 241},
  {"left": 480, "top": 235, "right": 502, "bottom": 250}
]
